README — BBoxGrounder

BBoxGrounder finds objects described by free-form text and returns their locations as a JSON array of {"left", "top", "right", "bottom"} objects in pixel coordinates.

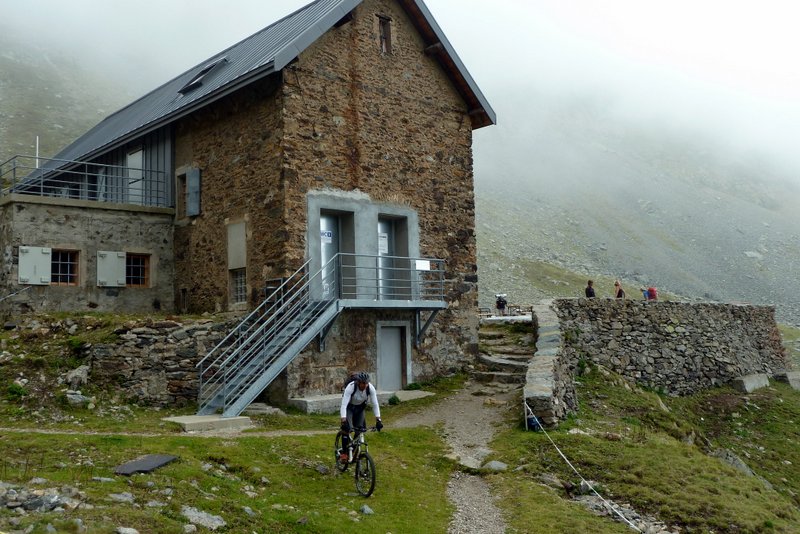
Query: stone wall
[
  {"left": 172, "top": 76, "right": 285, "bottom": 314},
  {"left": 0, "top": 197, "right": 175, "bottom": 314},
  {"left": 554, "top": 299, "right": 790, "bottom": 396},
  {"left": 88, "top": 319, "right": 231, "bottom": 406}
]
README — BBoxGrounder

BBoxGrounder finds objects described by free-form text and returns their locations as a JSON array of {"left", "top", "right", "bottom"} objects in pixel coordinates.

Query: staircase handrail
[
  {"left": 195, "top": 258, "right": 311, "bottom": 371},
  {"left": 196, "top": 254, "right": 340, "bottom": 413}
]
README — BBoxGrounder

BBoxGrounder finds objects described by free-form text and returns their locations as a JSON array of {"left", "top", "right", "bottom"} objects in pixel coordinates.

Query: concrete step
[
  {"left": 287, "top": 389, "right": 434, "bottom": 414},
  {"left": 163, "top": 415, "right": 252, "bottom": 432}
]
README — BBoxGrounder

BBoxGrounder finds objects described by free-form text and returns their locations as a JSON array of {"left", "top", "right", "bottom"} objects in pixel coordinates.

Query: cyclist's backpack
[{"left": 342, "top": 373, "right": 358, "bottom": 392}]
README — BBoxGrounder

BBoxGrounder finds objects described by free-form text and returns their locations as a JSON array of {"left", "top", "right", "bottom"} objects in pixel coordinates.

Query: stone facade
[
  {"left": 172, "top": 77, "right": 285, "bottom": 314},
  {"left": 277, "top": 1, "right": 478, "bottom": 394},
  {"left": 170, "top": 0, "right": 479, "bottom": 398},
  {"left": 555, "top": 299, "right": 790, "bottom": 396},
  {"left": 0, "top": 197, "right": 174, "bottom": 314}
]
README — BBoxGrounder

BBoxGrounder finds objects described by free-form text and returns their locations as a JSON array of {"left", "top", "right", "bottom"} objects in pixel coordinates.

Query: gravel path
[{"left": 395, "top": 379, "right": 518, "bottom": 534}]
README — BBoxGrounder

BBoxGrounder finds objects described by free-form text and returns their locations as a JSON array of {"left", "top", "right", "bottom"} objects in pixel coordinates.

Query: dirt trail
[{"left": 395, "top": 379, "right": 519, "bottom": 534}]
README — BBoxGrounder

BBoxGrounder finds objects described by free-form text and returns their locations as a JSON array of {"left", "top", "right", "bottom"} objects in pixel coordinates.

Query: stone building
[{"left": 0, "top": 0, "right": 495, "bottom": 412}]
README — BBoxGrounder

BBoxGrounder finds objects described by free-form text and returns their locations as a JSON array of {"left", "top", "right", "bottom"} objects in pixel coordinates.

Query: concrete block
[
  {"left": 162, "top": 415, "right": 252, "bottom": 432},
  {"left": 773, "top": 371, "right": 800, "bottom": 390},
  {"left": 731, "top": 373, "right": 769, "bottom": 393}
]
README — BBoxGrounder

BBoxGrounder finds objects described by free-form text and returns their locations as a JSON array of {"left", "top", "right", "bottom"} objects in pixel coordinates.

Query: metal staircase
[
  {"left": 195, "top": 252, "right": 448, "bottom": 417},
  {"left": 196, "top": 257, "right": 341, "bottom": 417}
]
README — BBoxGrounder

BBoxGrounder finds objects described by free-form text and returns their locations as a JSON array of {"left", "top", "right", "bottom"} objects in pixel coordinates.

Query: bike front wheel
[
  {"left": 354, "top": 451, "right": 376, "bottom": 497},
  {"left": 334, "top": 432, "right": 348, "bottom": 472}
]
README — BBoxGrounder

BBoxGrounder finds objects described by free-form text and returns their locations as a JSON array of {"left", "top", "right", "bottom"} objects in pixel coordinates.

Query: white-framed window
[{"left": 230, "top": 268, "right": 247, "bottom": 304}]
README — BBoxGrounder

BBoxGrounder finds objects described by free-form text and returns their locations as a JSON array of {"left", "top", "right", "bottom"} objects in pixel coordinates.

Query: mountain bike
[{"left": 334, "top": 426, "right": 377, "bottom": 497}]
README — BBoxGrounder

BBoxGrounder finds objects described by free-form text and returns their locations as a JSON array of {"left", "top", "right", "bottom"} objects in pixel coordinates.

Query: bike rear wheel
[
  {"left": 334, "top": 432, "right": 348, "bottom": 472},
  {"left": 354, "top": 451, "right": 376, "bottom": 497}
]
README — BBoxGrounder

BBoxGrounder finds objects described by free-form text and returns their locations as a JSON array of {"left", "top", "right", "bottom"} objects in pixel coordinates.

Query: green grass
[
  {"left": 0, "top": 427, "right": 453, "bottom": 533},
  {"left": 4, "top": 312, "right": 800, "bottom": 532}
]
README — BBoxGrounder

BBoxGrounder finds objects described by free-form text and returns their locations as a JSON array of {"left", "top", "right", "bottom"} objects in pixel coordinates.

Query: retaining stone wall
[
  {"left": 554, "top": 299, "right": 790, "bottom": 396},
  {"left": 88, "top": 319, "right": 232, "bottom": 406}
]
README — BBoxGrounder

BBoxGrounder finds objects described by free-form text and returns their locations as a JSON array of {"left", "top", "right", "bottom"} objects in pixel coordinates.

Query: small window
[
  {"left": 126, "top": 254, "right": 150, "bottom": 287},
  {"left": 230, "top": 268, "right": 247, "bottom": 304},
  {"left": 51, "top": 250, "right": 79, "bottom": 286},
  {"left": 177, "top": 168, "right": 201, "bottom": 218},
  {"left": 378, "top": 16, "right": 392, "bottom": 54}
]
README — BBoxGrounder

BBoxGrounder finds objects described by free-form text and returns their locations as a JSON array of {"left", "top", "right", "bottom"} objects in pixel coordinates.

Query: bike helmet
[{"left": 355, "top": 371, "right": 370, "bottom": 384}]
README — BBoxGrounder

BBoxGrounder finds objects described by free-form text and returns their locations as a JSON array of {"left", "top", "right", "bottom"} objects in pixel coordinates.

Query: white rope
[
  {"left": 0, "top": 285, "right": 31, "bottom": 303},
  {"left": 524, "top": 401, "right": 642, "bottom": 533}
]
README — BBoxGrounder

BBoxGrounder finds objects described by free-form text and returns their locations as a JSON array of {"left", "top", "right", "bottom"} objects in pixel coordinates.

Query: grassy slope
[{"left": 490, "top": 367, "right": 800, "bottom": 533}]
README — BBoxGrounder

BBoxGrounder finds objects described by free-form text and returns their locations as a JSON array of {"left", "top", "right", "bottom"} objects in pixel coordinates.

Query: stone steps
[
  {"left": 472, "top": 370, "right": 526, "bottom": 384},
  {"left": 473, "top": 317, "right": 535, "bottom": 386},
  {"left": 478, "top": 331, "right": 506, "bottom": 340},
  {"left": 478, "top": 353, "right": 528, "bottom": 373},
  {"left": 481, "top": 344, "right": 533, "bottom": 356}
]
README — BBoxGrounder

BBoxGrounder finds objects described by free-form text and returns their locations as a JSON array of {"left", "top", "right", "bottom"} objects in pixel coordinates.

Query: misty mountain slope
[
  {"left": 2, "top": 28, "right": 797, "bottom": 325},
  {"left": 476, "top": 94, "right": 800, "bottom": 325},
  {"left": 0, "top": 27, "right": 133, "bottom": 164}
]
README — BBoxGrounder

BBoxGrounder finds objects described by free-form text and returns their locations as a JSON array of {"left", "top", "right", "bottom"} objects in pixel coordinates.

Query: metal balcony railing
[
  {"left": 335, "top": 253, "right": 446, "bottom": 302},
  {"left": 0, "top": 155, "right": 169, "bottom": 207}
]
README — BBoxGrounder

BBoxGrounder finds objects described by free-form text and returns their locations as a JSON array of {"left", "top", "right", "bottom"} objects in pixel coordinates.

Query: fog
[{"left": 3, "top": 0, "right": 800, "bottom": 177}]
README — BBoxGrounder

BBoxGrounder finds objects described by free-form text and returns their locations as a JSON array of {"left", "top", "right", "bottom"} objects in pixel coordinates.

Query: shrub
[
  {"left": 6, "top": 382, "right": 28, "bottom": 402},
  {"left": 388, "top": 395, "right": 401, "bottom": 405}
]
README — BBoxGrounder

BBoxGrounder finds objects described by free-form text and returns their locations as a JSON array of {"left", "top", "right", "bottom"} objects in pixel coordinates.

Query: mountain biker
[{"left": 339, "top": 371, "right": 383, "bottom": 462}]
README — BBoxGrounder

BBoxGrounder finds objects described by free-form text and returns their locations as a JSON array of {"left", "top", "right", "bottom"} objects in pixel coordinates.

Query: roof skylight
[{"left": 178, "top": 57, "right": 228, "bottom": 95}]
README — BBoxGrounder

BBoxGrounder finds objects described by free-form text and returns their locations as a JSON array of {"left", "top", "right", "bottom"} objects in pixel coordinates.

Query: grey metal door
[
  {"left": 377, "top": 326, "right": 403, "bottom": 391},
  {"left": 320, "top": 214, "right": 339, "bottom": 298}
]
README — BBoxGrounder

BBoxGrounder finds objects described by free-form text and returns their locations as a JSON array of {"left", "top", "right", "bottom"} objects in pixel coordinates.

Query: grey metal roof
[{"left": 52, "top": 0, "right": 495, "bottom": 164}]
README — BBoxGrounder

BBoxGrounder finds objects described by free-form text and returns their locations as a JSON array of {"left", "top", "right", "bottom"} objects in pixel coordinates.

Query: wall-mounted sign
[
  {"left": 321, "top": 230, "right": 333, "bottom": 244},
  {"left": 415, "top": 259, "right": 431, "bottom": 271},
  {"left": 378, "top": 233, "right": 389, "bottom": 254}
]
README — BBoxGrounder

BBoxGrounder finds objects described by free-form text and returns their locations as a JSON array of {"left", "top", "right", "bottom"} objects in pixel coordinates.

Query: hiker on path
[
  {"left": 585, "top": 280, "right": 596, "bottom": 298},
  {"left": 495, "top": 294, "right": 507, "bottom": 316},
  {"left": 339, "top": 372, "right": 383, "bottom": 462},
  {"left": 614, "top": 280, "right": 626, "bottom": 299}
]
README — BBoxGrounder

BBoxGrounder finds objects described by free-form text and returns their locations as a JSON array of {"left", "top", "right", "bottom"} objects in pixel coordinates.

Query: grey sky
[{"left": 4, "top": 0, "right": 800, "bottom": 174}]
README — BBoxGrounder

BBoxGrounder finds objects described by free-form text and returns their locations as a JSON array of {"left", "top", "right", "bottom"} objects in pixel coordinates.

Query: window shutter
[
  {"left": 97, "top": 250, "right": 126, "bottom": 287},
  {"left": 18, "top": 246, "right": 52, "bottom": 285},
  {"left": 186, "top": 168, "right": 201, "bottom": 217}
]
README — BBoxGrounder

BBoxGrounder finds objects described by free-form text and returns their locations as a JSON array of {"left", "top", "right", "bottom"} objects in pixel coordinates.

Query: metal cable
[
  {"left": 524, "top": 401, "right": 643, "bottom": 533},
  {"left": 0, "top": 285, "right": 31, "bottom": 303}
]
